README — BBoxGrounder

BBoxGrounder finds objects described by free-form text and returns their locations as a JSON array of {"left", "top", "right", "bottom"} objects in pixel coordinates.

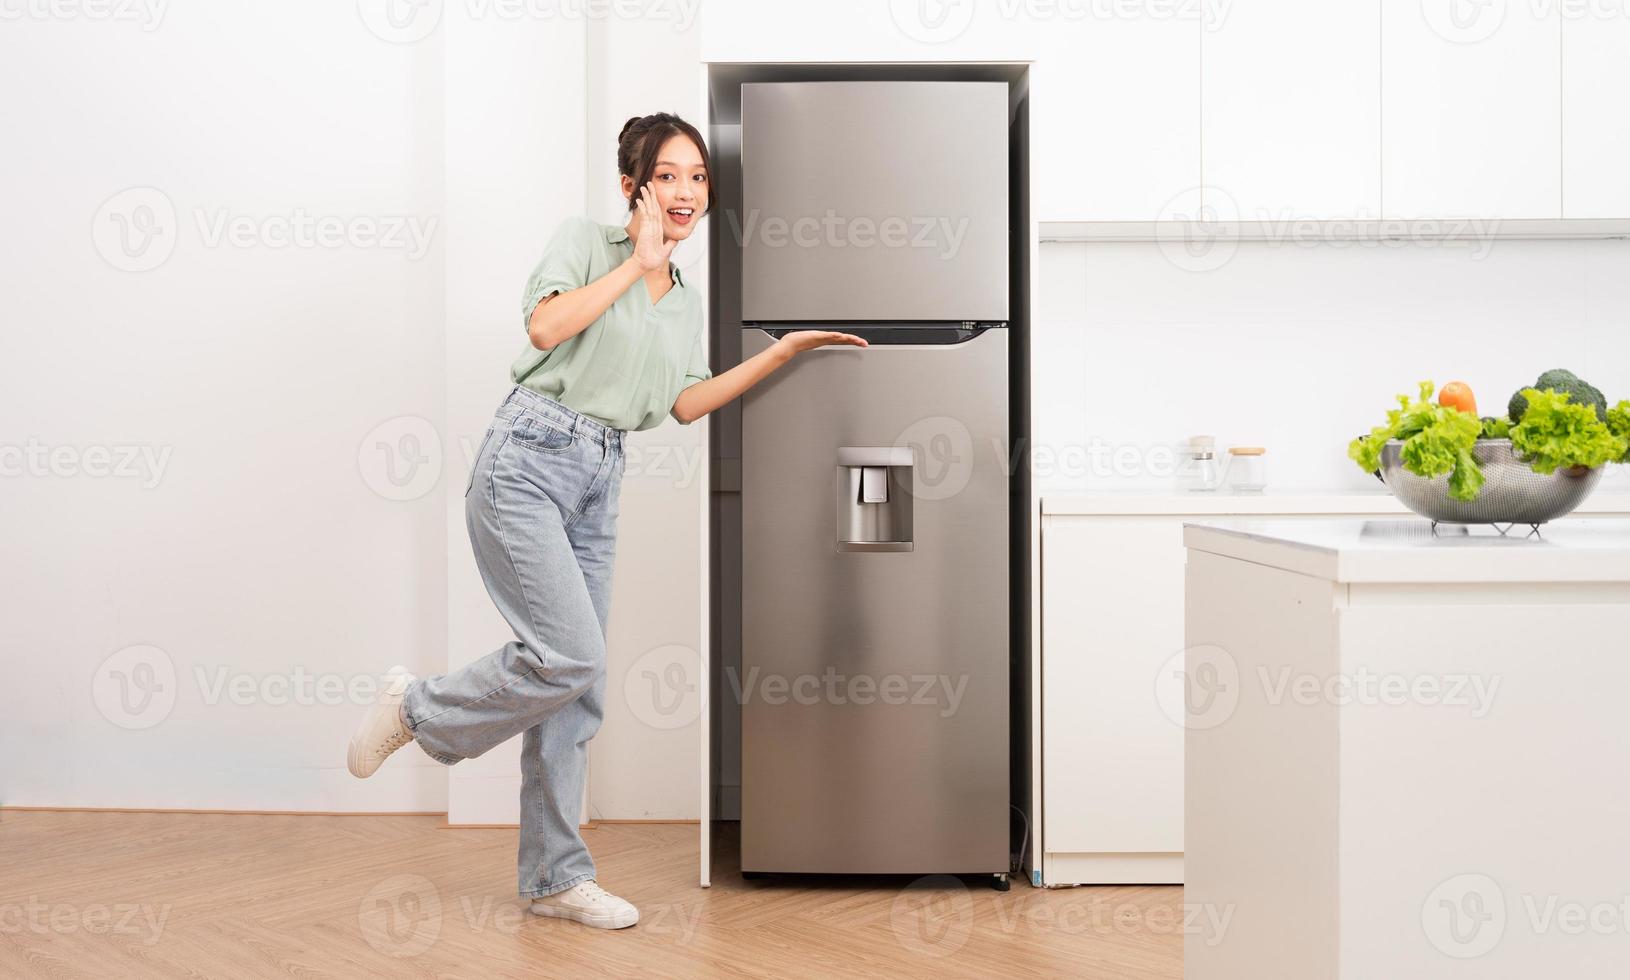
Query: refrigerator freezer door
[
  {"left": 739, "top": 327, "right": 1009, "bottom": 874},
  {"left": 739, "top": 81, "right": 1010, "bottom": 323}
]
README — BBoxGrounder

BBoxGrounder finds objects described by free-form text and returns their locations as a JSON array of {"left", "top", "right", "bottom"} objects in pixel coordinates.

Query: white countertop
[
  {"left": 1043, "top": 489, "right": 1630, "bottom": 516},
  {"left": 1183, "top": 517, "right": 1630, "bottom": 583}
]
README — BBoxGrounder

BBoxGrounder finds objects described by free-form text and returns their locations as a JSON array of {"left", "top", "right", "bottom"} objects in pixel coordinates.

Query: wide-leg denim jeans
[{"left": 402, "top": 384, "right": 624, "bottom": 899}]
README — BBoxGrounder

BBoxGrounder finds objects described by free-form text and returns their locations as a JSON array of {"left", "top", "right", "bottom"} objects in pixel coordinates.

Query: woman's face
[{"left": 626, "top": 134, "right": 708, "bottom": 241}]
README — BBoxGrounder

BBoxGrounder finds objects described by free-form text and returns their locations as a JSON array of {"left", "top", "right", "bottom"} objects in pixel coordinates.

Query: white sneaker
[
  {"left": 530, "top": 880, "right": 639, "bottom": 929},
  {"left": 347, "top": 666, "right": 416, "bottom": 778}
]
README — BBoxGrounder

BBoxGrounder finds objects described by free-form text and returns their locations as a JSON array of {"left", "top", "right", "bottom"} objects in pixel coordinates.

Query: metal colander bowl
[{"left": 1379, "top": 439, "right": 1604, "bottom": 525}]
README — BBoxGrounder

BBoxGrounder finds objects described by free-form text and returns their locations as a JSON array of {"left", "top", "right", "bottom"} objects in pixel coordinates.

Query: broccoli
[
  {"left": 1581, "top": 381, "right": 1609, "bottom": 419},
  {"left": 1508, "top": 369, "right": 1608, "bottom": 424},
  {"left": 1535, "top": 368, "right": 1580, "bottom": 389}
]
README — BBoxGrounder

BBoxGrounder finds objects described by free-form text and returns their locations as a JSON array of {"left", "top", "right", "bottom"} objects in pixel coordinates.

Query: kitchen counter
[
  {"left": 1183, "top": 517, "right": 1630, "bottom": 979},
  {"left": 1041, "top": 489, "right": 1630, "bottom": 516},
  {"left": 1185, "top": 517, "right": 1630, "bottom": 583}
]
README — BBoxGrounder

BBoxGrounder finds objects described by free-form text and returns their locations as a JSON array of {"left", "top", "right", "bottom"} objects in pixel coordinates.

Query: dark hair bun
[{"left": 617, "top": 116, "right": 641, "bottom": 145}]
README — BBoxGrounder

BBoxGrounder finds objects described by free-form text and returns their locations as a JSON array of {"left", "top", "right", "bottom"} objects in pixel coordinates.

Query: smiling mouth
[{"left": 667, "top": 208, "right": 695, "bottom": 224}]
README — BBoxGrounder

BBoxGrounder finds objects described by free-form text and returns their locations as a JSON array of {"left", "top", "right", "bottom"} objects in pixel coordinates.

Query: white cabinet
[
  {"left": 1038, "top": 501, "right": 1399, "bottom": 886},
  {"left": 1032, "top": 20, "right": 1201, "bottom": 221},
  {"left": 699, "top": 0, "right": 1035, "bottom": 65},
  {"left": 1200, "top": 0, "right": 1380, "bottom": 219},
  {"left": 1041, "top": 516, "right": 1187, "bottom": 885},
  {"left": 699, "top": 0, "right": 922, "bottom": 61},
  {"left": 1563, "top": 18, "right": 1630, "bottom": 218},
  {"left": 1381, "top": 0, "right": 1561, "bottom": 218},
  {"left": 1184, "top": 520, "right": 1630, "bottom": 979}
]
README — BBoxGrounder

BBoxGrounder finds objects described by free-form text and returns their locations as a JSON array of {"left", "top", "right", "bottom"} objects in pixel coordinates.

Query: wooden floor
[{"left": 0, "top": 811, "right": 1182, "bottom": 979}]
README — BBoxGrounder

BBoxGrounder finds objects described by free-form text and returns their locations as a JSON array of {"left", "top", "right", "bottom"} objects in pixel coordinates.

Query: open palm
[
  {"left": 633, "top": 182, "right": 676, "bottom": 273},
  {"left": 775, "top": 330, "right": 870, "bottom": 354}
]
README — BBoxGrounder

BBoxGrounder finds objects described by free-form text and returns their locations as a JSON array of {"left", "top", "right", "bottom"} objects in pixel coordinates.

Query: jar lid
[
  {"left": 1228, "top": 446, "right": 1266, "bottom": 456},
  {"left": 1188, "top": 435, "right": 1215, "bottom": 448}
]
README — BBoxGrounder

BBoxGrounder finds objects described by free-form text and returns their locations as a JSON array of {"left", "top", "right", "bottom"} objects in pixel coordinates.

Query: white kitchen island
[{"left": 1182, "top": 518, "right": 1630, "bottom": 979}]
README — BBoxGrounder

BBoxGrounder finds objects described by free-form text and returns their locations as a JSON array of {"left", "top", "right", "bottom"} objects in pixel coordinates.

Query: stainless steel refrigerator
[{"left": 738, "top": 80, "right": 1011, "bottom": 878}]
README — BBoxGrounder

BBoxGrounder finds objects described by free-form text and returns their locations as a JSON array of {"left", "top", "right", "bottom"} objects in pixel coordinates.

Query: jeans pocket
[
  {"left": 464, "top": 425, "right": 496, "bottom": 497},
  {"left": 510, "top": 413, "right": 576, "bottom": 454}
]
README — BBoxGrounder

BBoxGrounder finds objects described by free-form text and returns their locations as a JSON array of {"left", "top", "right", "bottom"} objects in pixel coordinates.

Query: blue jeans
[{"left": 402, "top": 384, "right": 625, "bottom": 899}]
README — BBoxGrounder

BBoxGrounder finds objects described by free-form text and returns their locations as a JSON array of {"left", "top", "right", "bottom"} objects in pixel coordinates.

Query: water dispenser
[{"left": 835, "top": 447, "right": 914, "bottom": 552}]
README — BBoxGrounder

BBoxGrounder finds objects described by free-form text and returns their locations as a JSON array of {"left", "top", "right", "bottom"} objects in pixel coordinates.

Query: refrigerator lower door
[{"left": 739, "top": 327, "right": 1009, "bottom": 874}]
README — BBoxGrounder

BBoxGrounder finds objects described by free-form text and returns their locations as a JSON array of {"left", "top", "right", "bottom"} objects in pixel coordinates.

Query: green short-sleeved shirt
[{"left": 510, "top": 215, "right": 710, "bottom": 432}]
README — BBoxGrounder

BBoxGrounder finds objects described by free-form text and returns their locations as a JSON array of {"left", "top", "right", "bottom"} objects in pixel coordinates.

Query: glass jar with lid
[{"left": 1225, "top": 446, "right": 1267, "bottom": 492}]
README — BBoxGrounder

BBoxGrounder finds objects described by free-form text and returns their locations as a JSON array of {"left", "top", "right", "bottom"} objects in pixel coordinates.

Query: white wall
[
  {"left": 0, "top": 1, "right": 446, "bottom": 811},
  {"left": 1036, "top": 238, "right": 1630, "bottom": 496},
  {"left": 2, "top": 1, "right": 709, "bottom": 821}
]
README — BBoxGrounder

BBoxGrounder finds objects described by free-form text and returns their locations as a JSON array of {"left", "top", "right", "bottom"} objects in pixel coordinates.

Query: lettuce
[
  {"left": 1349, "top": 381, "right": 1485, "bottom": 501},
  {"left": 1608, "top": 400, "right": 1630, "bottom": 464},
  {"left": 1509, "top": 388, "right": 1627, "bottom": 474}
]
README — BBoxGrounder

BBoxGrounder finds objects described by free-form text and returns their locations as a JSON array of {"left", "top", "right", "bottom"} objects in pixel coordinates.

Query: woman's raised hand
[
  {"left": 772, "top": 330, "right": 870, "bottom": 356},
  {"left": 633, "top": 182, "right": 677, "bottom": 273}
]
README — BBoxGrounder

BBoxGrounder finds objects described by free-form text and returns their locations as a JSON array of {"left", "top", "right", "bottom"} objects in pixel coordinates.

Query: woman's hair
[{"left": 616, "top": 112, "right": 711, "bottom": 213}]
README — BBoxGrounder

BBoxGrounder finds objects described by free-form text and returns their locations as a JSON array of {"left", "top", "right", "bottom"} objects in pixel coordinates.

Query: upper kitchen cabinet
[
  {"left": 1562, "top": 17, "right": 1630, "bottom": 218},
  {"left": 699, "top": 0, "right": 1036, "bottom": 63},
  {"left": 701, "top": 0, "right": 913, "bottom": 61},
  {"left": 1201, "top": 1, "right": 1380, "bottom": 219},
  {"left": 1032, "top": 18, "right": 1200, "bottom": 221},
  {"left": 1382, "top": 0, "right": 1561, "bottom": 218}
]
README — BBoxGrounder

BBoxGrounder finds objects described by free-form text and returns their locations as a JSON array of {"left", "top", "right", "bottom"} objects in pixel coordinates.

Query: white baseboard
[{"left": 1041, "top": 851, "right": 1183, "bottom": 886}]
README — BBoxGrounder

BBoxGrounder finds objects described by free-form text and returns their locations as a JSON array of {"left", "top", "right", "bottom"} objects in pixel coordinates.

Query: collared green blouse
[{"left": 510, "top": 215, "right": 710, "bottom": 432}]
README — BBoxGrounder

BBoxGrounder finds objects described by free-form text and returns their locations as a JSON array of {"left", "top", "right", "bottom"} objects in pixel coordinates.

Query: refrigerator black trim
[{"left": 744, "top": 321, "right": 1007, "bottom": 345}]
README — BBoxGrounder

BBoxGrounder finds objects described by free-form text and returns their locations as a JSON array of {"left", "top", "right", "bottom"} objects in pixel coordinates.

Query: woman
[{"left": 345, "top": 113, "right": 865, "bottom": 930}]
